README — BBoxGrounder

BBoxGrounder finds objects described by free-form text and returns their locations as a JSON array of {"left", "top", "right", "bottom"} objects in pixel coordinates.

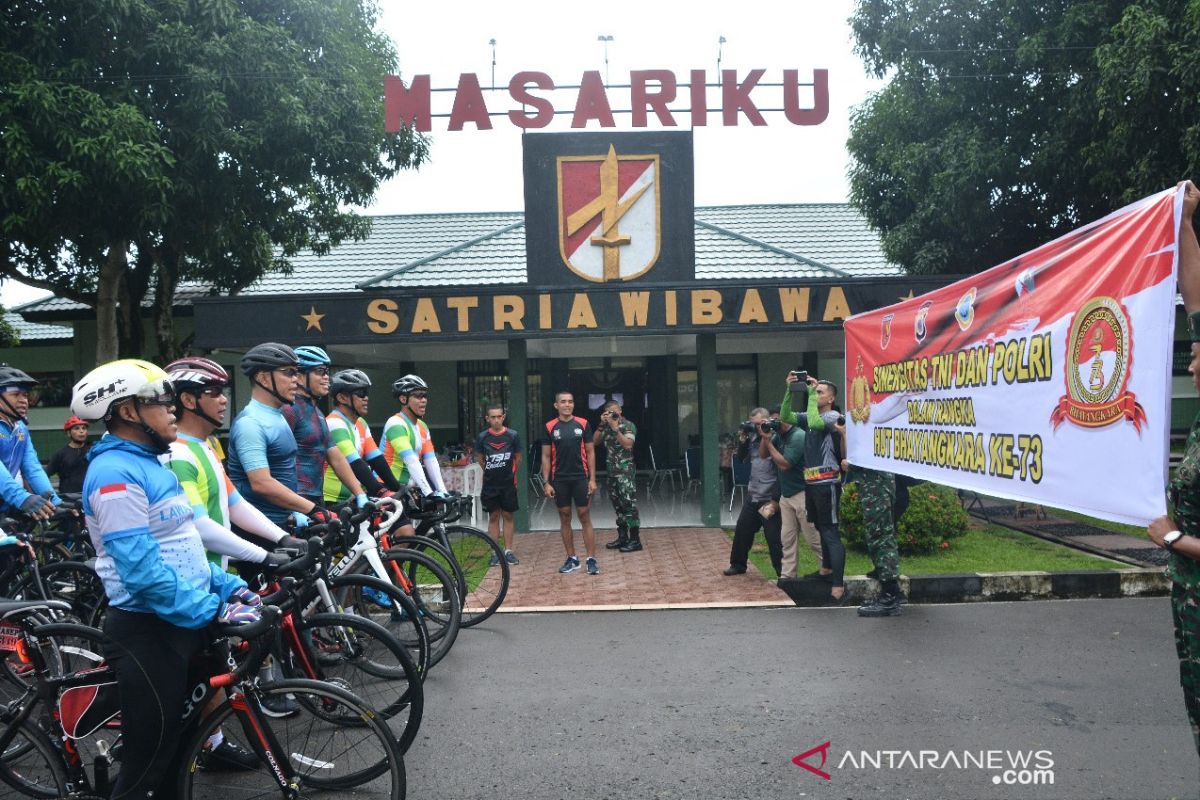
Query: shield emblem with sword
[{"left": 557, "top": 144, "right": 661, "bottom": 282}]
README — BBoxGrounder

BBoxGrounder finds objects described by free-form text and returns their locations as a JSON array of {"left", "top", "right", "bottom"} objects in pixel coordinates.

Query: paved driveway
[{"left": 406, "top": 598, "right": 1193, "bottom": 800}]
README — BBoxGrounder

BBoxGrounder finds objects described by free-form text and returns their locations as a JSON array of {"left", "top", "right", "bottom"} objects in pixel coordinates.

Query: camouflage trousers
[
  {"left": 607, "top": 470, "right": 641, "bottom": 529},
  {"left": 857, "top": 467, "right": 899, "bottom": 582},
  {"left": 1172, "top": 582, "right": 1200, "bottom": 755}
]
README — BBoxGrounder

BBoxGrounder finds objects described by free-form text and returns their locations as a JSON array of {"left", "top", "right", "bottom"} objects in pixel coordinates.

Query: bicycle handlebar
[{"left": 212, "top": 602, "right": 281, "bottom": 640}]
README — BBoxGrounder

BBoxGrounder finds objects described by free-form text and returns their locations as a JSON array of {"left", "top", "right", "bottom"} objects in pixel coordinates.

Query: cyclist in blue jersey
[
  {"left": 279, "top": 345, "right": 371, "bottom": 509},
  {"left": 225, "top": 343, "right": 337, "bottom": 529},
  {"left": 0, "top": 365, "right": 59, "bottom": 519},
  {"left": 72, "top": 359, "right": 262, "bottom": 798}
]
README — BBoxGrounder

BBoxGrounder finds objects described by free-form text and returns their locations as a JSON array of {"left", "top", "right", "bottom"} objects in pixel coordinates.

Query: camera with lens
[
  {"left": 837, "top": 415, "right": 846, "bottom": 427},
  {"left": 739, "top": 420, "right": 758, "bottom": 434},
  {"left": 760, "top": 418, "right": 781, "bottom": 433},
  {"left": 789, "top": 368, "right": 808, "bottom": 394}
]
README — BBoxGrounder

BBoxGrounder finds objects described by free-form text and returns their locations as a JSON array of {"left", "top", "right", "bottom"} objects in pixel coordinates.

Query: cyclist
[
  {"left": 279, "top": 345, "right": 371, "bottom": 512},
  {"left": 47, "top": 415, "right": 92, "bottom": 494},
  {"left": 161, "top": 357, "right": 306, "bottom": 568},
  {"left": 0, "top": 365, "right": 59, "bottom": 519},
  {"left": 324, "top": 368, "right": 401, "bottom": 505},
  {"left": 382, "top": 374, "right": 448, "bottom": 535},
  {"left": 72, "top": 359, "right": 262, "bottom": 798},
  {"left": 225, "top": 342, "right": 339, "bottom": 529}
]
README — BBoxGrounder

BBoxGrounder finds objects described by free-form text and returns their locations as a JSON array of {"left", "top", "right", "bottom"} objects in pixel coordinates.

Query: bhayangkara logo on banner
[
  {"left": 880, "top": 313, "right": 894, "bottom": 350},
  {"left": 848, "top": 356, "right": 872, "bottom": 423},
  {"left": 1050, "top": 295, "right": 1146, "bottom": 432},
  {"left": 557, "top": 144, "right": 660, "bottom": 283},
  {"left": 914, "top": 300, "right": 933, "bottom": 343}
]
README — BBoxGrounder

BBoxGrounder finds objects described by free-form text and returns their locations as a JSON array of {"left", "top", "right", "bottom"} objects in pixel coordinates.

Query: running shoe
[
  {"left": 586, "top": 557, "right": 599, "bottom": 575},
  {"left": 505, "top": 550, "right": 520, "bottom": 565},
  {"left": 489, "top": 552, "right": 500, "bottom": 567},
  {"left": 201, "top": 739, "right": 261, "bottom": 771},
  {"left": 258, "top": 692, "right": 300, "bottom": 718},
  {"left": 559, "top": 556, "right": 581, "bottom": 573}
]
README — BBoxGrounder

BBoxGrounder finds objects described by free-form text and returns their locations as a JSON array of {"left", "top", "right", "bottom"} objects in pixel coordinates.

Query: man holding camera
[
  {"left": 594, "top": 400, "right": 642, "bottom": 552},
  {"left": 723, "top": 407, "right": 783, "bottom": 577},
  {"left": 780, "top": 372, "right": 847, "bottom": 604}
]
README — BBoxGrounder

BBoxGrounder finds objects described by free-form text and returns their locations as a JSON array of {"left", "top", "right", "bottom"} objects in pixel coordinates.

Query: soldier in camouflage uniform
[
  {"left": 595, "top": 400, "right": 643, "bottom": 553},
  {"left": 1149, "top": 179, "right": 1200, "bottom": 756},
  {"left": 850, "top": 465, "right": 903, "bottom": 617}
]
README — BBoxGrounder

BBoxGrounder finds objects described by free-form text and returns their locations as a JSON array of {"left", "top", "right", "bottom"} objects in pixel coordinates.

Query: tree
[
  {"left": 847, "top": 0, "right": 1197, "bottom": 276},
  {"left": 0, "top": 0, "right": 428, "bottom": 361}
]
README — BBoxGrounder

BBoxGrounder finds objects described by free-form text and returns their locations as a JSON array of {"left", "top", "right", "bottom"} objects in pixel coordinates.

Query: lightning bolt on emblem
[{"left": 565, "top": 145, "right": 652, "bottom": 282}]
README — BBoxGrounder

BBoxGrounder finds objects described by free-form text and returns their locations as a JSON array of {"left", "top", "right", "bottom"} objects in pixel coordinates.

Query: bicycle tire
[
  {"left": 11, "top": 561, "right": 107, "bottom": 627},
  {"left": 374, "top": 549, "right": 461, "bottom": 669},
  {"left": 0, "top": 717, "right": 68, "bottom": 798},
  {"left": 388, "top": 534, "right": 467, "bottom": 611},
  {"left": 289, "top": 612, "right": 423, "bottom": 753},
  {"left": 177, "top": 678, "right": 405, "bottom": 798},
  {"left": 440, "top": 525, "right": 509, "bottom": 627},
  {"left": 325, "top": 574, "right": 431, "bottom": 678}
]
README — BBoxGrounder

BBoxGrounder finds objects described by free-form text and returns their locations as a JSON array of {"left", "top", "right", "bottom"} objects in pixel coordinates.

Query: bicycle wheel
[
  {"left": 326, "top": 574, "right": 431, "bottom": 678},
  {"left": 375, "top": 549, "right": 461, "bottom": 669},
  {"left": 12, "top": 562, "right": 107, "bottom": 627},
  {"left": 388, "top": 534, "right": 466, "bottom": 613},
  {"left": 288, "top": 612, "right": 423, "bottom": 753},
  {"left": 178, "top": 678, "right": 404, "bottom": 798},
  {"left": 440, "top": 525, "right": 509, "bottom": 627},
  {"left": 0, "top": 717, "right": 68, "bottom": 798}
]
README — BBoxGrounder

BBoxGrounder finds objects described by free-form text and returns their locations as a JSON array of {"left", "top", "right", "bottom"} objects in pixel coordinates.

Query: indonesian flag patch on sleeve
[{"left": 99, "top": 484, "right": 128, "bottom": 501}]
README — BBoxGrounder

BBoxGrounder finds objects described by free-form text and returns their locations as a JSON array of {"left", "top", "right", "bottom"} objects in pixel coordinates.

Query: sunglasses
[
  {"left": 352, "top": 390, "right": 370, "bottom": 399},
  {"left": 139, "top": 393, "right": 177, "bottom": 408},
  {"left": 199, "top": 386, "right": 229, "bottom": 398},
  {"left": 307, "top": 367, "right": 331, "bottom": 377},
  {"left": 275, "top": 367, "right": 300, "bottom": 378},
  {"left": 409, "top": 392, "right": 429, "bottom": 400},
  {"left": 136, "top": 378, "right": 176, "bottom": 407}
]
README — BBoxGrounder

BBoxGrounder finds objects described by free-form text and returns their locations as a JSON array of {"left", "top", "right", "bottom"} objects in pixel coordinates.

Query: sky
[{"left": 2, "top": 0, "right": 882, "bottom": 310}]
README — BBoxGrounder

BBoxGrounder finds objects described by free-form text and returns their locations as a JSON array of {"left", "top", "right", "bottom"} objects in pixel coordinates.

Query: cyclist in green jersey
[
  {"left": 383, "top": 374, "right": 448, "bottom": 536},
  {"left": 323, "top": 369, "right": 401, "bottom": 505}
]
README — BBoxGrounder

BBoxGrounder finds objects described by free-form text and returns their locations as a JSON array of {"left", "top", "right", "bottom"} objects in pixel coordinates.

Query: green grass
[{"left": 730, "top": 522, "right": 1124, "bottom": 581}]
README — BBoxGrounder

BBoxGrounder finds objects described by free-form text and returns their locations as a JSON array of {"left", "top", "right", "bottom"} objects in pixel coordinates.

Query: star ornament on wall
[
  {"left": 301, "top": 306, "right": 326, "bottom": 332},
  {"left": 898, "top": 290, "right": 916, "bottom": 302}
]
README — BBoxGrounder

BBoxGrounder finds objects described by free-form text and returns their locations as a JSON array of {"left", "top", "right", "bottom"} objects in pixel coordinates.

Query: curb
[{"left": 776, "top": 568, "right": 1170, "bottom": 607}]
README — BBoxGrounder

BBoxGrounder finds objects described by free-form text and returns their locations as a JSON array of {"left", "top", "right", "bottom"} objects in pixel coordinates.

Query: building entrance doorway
[{"left": 567, "top": 364, "right": 647, "bottom": 467}]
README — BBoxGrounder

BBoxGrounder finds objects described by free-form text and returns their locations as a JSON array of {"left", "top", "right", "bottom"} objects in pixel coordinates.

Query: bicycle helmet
[
  {"left": 392, "top": 374, "right": 428, "bottom": 399},
  {"left": 167, "top": 357, "right": 230, "bottom": 428},
  {"left": 330, "top": 369, "right": 372, "bottom": 400},
  {"left": 63, "top": 415, "right": 87, "bottom": 431},
  {"left": 0, "top": 365, "right": 37, "bottom": 391},
  {"left": 240, "top": 342, "right": 298, "bottom": 377},
  {"left": 72, "top": 360, "right": 176, "bottom": 452},
  {"left": 294, "top": 345, "right": 331, "bottom": 371}
]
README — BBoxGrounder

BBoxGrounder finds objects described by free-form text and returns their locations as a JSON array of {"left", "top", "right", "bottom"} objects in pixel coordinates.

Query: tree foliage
[
  {"left": 847, "top": 0, "right": 1199, "bottom": 275},
  {"left": 0, "top": 0, "right": 428, "bottom": 360}
]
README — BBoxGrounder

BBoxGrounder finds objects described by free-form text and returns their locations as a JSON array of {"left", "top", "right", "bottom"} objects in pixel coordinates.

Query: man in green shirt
[{"left": 763, "top": 410, "right": 806, "bottom": 581}]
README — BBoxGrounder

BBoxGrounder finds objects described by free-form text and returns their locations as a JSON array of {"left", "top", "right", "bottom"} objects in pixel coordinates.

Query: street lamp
[
  {"left": 489, "top": 38, "right": 497, "bottom": 91},
  {"left": 717, "top": 35, "right": 726, "bottom": 87},
  {"left": 597, "top": 34, "right": 614, "bottom": 86}
]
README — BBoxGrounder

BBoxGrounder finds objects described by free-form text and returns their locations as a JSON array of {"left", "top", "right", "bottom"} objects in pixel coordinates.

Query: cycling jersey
[
  {"left": 0, "top": 417, "right": 58, "bottom": 511},
  {"left": 281, "top": 392, "right": 333, "bottom": 499},
  {"left": 476, "top": 427, "right": 522, "bottom": 488},
  {"left": 382, "top": 412, "right": 445, "bottom": 495},
  {"left": 324, "top": 409, "right": 380, "bottom": 503},
  {"left": 541, "top": 417, "right": 591, "bottom": 480},
  {"left": 226, "top": 399, "right": 299, "bottom": 524},
  {"left": 84, "top": 435, "right": 245, "bottom": 629}
]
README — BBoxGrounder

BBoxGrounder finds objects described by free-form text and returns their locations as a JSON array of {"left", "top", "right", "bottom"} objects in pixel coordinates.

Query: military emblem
[
  {"left": 1014, "top": 267, "right": 1035, "bottom": 299},
  {"left": 848, "top": 356, "right": 872, "bottom": 424},
  {"left": 880, "top": 314, "right": 894, "bottom": 350},
  {"left": 914, "top": 301, "right": 933, "bottom": 344},
  {"left": 955, "top": 288, "right": 976, "bottom": 332},
  {"left": 1050, "top": 296, "right": 1145, "bottom": 431},
  {"left": 557, "top": 144, "right": 660, "bottom": 283}
]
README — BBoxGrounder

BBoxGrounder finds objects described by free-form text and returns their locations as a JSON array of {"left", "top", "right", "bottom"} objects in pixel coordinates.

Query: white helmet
[{"left": 71, "top": 359, "right": 175, "bottom": 422}]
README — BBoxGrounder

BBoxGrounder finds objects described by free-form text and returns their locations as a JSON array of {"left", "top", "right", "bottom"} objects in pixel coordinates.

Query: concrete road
[{"left": 405, "top": 598, "right": 1196, "bottom": 800}]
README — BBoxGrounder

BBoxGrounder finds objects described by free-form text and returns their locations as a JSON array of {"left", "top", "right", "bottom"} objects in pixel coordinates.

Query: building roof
[
  {"left": 5, "top": 309, "right": 72, "bottom": 342},
  {"left": 19, "top": 204, "right": 899, "bottom": 318}
]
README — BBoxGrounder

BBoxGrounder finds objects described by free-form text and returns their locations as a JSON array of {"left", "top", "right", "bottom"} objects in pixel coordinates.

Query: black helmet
[
  {"left": 0, "top": 365, "right": 37, "bottom": 391},
  {"left": 240, "top": 342, "right": 299, "bottom": 376},
  {"left": 392, "top": 374, "right": 428, "bottom": 398},
  {"left": 330, "top": 369, "right": 371, "bottom": 398}
]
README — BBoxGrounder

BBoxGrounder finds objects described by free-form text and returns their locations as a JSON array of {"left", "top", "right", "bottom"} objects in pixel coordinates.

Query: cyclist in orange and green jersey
[
  {"left": 323, "top": 369, "right": 400, "bottom": 505},
  {"left": 383, "top": 374, "right": 447, "bottom": 535}
]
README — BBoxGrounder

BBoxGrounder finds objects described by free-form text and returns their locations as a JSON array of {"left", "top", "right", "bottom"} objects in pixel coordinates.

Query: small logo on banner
[
  {"left": 1014, "top": 267, "right": 1036, "bottom": 299},
  {"left": 915, "top": 301, "right": 933, "bottom": 343},
  {"left": 955, "top": 288, "right": 977, "bottom": 331},
  {"left": 1050, "top": 296, "right": 1145, "bottom": 431},
  {"left": 880, "top": 314, "right": 895, "bottom": 350},
  {"left": 848, "top": 356, "right": 872, "bottom": 424},
  {"left": 793, "top": 741, "right": 833, "bottom": 780}
]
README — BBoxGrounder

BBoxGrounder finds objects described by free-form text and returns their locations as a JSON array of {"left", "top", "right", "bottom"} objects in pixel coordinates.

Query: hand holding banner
[{"left": 844, "top": 186, "right": 1185, "bottom": 526}]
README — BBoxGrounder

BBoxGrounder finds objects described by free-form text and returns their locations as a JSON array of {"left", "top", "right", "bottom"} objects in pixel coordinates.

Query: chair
[
  {"left": 728, "top": 456, "right": 751, "bottom": 511},
  {"left": 647, "top": 445, "right": 681, "bottom": 495},
  {"left": 461, "top": 463, "right": 483, "bottom": 525},
  {"left": 682, "top": 447, "right": 702, "bottom": 499}
]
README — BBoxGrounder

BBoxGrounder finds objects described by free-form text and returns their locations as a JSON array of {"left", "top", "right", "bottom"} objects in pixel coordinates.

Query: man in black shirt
[
  {"left": 47, "top": 415, "right": 91, "bottom": 494},
  {"left": 476, "top": 405, "right": 522, "bottom": 566},
  {"left": 540, "top": 391, "right": 599, "bottom": 575}
]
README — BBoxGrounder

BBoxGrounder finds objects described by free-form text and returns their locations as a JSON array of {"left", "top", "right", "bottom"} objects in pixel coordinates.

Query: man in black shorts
[
  {"left": 476, "top": 404, "right": 522, "bottom": 566},
  {"left": 540, "top": 391, "right": 599, "bottom": 575}
]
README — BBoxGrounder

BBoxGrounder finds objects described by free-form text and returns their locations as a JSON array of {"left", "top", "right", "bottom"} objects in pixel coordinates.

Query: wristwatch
[{"left": 1164, "top": 530, "right": 1184, "bottom": 550}]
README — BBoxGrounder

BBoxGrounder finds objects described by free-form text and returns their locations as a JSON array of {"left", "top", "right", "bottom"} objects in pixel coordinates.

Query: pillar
[
  {"left": 697, "top": 333, "right": 720, "bottom": 527},
  {"left": 508, "top": 338, "right": 530, "bottom": 533}
]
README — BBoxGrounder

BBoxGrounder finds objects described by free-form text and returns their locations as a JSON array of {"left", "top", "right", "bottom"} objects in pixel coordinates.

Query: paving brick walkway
[{"left": 497, "top": 527, "right": 791, "bottom": 611}]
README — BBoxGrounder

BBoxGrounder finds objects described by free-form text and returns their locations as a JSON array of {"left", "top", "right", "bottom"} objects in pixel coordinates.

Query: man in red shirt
[{"left": 540, "top": 391, "right": 599, "bottom": 575}]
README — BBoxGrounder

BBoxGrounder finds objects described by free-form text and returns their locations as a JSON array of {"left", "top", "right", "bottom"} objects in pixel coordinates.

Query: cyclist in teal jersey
[{"left": 279, "top": 345, "right": 369, "bottom": 510}]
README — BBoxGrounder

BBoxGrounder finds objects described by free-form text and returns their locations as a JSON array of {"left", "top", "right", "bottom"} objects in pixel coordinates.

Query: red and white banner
[{"left": 844, "top": 187, "right": 1183, "bottom": 525}]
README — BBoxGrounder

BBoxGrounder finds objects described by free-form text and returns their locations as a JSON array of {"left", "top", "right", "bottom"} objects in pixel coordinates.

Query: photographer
[
  {"left": 780, "top": 372, "right": 847, "bottom": 604},
  {"left": 594, "top": 400, "right": 642, "bottom": 552},
  {"left": 723, "top": 407, "right": 783, "bottom": 577}
]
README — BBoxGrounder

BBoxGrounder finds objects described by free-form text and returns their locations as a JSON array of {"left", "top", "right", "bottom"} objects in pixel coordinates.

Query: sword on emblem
[{"left": 565, "top": 144, "right": 651, "bottom": 281}]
